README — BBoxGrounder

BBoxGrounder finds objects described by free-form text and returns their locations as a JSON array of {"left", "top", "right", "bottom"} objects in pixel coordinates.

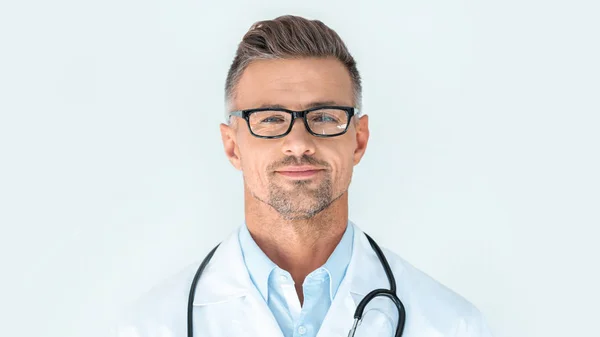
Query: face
[{"left": 220, "top": 57, "right": 369, "bottom": 220}]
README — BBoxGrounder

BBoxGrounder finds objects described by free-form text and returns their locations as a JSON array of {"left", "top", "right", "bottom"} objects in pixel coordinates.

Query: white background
[{"left": 1, "top": 0, "right": 598, "bottom": 336}]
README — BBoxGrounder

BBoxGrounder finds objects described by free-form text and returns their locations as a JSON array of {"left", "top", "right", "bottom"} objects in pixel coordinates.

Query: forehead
[{"left": 233, "top": 57, "right": 354, "bottom": 111}]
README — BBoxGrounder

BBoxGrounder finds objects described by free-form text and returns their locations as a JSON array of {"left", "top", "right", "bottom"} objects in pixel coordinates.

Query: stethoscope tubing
[
  {"left": 187, "top": 244, "right": 220, "bottom": 337},
  {"left": 187, "top": 233, "right": 406, "bottom": 337}
]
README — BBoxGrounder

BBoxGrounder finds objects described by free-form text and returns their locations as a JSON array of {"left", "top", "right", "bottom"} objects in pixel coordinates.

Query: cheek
[
  {"left": 336, "top": 158, "right": 355, "bottom": 185},
  {"left": 327, "top": 143, "right": 357, "bottom": 185},
  {"left": 238, "top": 142, "right": 273, "bottom": 187},
  {"left": 237, "top": 133, "right": 259, "bottom": 169},
  {"left": 240, "top": 149, "right": 262, "bottom": 175}
]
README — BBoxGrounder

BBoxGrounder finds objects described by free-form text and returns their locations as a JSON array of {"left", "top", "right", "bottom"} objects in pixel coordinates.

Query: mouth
[{"left": 274, "top": 166, "right": 324, "bottom": 179}]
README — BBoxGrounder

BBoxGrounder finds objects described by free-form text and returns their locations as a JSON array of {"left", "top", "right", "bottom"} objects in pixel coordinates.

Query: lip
[{"left": 275, "top": 166, "right": 324, "bottom": 179}]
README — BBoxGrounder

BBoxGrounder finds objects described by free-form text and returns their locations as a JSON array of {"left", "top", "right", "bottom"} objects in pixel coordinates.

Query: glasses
[{"left": 228, "top": 106, "right": 358, "bottom": 139}]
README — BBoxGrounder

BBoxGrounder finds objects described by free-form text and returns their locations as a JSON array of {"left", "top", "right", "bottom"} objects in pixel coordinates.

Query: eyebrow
[{"left": 256, "top": 101, "right": 341, "bottom": 110}]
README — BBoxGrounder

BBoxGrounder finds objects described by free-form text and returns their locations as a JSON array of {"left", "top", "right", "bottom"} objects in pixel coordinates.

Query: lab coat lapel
[
  {"left": 191, "top": 228, "right": 284, "bottom": 337},
  {"left": 316, "top": 224, "right": 401, "bottom": 337}
]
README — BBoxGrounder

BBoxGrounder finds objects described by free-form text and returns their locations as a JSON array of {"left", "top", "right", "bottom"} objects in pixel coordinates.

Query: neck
[{"left": 244, "top": 187, "right": 349, "bottom": 296}]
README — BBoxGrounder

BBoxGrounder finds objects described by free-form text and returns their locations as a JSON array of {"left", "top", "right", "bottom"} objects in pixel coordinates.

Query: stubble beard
[{"left": 266, "top": 175, "right": 334, "bottom": 221}]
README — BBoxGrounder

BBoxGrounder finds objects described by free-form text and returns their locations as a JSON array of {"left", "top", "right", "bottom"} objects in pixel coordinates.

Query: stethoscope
[{"left": 187, "top": 233, "right": 406, "bottom": 337}]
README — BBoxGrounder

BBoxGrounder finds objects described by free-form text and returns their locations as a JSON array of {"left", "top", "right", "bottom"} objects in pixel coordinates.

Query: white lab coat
[{"left": 114, "top": 223, "right": 493, "bottom": 337}]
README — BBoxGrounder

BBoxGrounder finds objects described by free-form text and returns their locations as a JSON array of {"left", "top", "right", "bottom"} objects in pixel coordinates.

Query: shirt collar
[
  {"left": 238, "top": 222, "right": 354, "bottom": 302},
  {"left": 323, "top": 222, "right": 354, "bottom": 300},
  {"left": 238, "top": 223, "right": 276, "bottom": 302}
]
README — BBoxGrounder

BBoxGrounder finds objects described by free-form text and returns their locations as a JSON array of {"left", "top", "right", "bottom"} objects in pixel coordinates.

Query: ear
[
  {"left": 220, "top": 122, "right": 242, "bottom": 170},
  {"left": 353, "top": 115, "right": 370, "bottom": 165}
]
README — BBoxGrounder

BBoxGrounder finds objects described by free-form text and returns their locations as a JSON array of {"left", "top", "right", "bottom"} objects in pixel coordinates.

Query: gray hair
[{"left": 224, "top": 15, "right": 362, "bottom": 122}]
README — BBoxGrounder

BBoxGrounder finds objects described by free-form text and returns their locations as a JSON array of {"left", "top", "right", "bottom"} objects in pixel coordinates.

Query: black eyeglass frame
[{"left": 228, "top": 105, "right": 359, "bottom": 139}]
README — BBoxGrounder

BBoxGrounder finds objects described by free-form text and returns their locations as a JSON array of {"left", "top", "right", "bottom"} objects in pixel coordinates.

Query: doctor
[{"left": 115, "top": 15, "right": 493, "bottom": 337}]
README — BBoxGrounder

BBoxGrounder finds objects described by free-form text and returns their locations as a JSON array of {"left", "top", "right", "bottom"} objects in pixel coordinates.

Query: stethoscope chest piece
[{"left": 188, "top": 233, "right": 406, "bottom": 337}]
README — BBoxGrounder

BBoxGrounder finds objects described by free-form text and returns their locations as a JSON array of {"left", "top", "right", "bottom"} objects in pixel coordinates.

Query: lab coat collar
[
  {"left": 192, "top": 228, "right": 253, "bottom": 305},
  {"left": 347, "top": 223, "right": 403, "bottom": 297},
  {"left": 316, "top": 222, "right": 404, "bottom": 337},
  {"left": 191, "top": 221, "right": 401, "bottom": 306}
]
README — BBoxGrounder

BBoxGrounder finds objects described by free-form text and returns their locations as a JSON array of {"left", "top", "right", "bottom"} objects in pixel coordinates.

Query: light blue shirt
[{"left": 239, "top": 223, "right": 354, "bottom": 337}]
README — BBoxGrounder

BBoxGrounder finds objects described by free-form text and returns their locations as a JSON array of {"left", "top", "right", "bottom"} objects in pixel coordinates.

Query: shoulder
[
  {"left": 112, "top": 229, "right": 242, "bottom": 337},
  {"left": 383, "top": 246, "right": 473, "bottom": 311},
  {"left": 134, "top": 262, "right": 200, "bottom": 312},
  {"left": 112, "top": 261, "right": 201, "bottom": 337},
  {"left": 382, "top": 247, "right": 493, "bottom": 336}
]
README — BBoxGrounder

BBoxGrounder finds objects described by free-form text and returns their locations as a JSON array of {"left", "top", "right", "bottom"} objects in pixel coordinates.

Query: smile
[{"left": 275, "top": 166, "right": 324, "bottom": 179}]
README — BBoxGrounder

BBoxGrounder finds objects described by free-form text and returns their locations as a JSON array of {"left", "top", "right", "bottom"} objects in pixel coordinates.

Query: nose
[{"left": 281, "top": 117, "right": 316, "bottom": 157}]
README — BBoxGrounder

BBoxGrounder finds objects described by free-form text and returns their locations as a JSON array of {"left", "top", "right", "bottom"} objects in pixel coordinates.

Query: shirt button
[
  {"left": 279, "top": 275, "right": 288, "bottom": 282},
  {"left": 297, "top": 325, "right": 307, "bottom": 335}
]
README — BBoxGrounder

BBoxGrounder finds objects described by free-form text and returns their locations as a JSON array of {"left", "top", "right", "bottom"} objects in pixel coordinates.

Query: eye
[
  {"left": 257, "top": 114, "right": 287, "bottom": 124},
  {"left": 310, "top": 113, "right": 340, "bottom": 123}
]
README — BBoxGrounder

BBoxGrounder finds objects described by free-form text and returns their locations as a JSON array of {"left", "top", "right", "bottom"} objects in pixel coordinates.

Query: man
[{"left": 115, "top": 15, "right": 493, "bottom": 337}]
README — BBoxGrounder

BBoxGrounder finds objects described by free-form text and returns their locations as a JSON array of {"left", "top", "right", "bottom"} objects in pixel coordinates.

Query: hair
[{"left": 224, "top": 15, "right": 362, "bottom": 122}]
